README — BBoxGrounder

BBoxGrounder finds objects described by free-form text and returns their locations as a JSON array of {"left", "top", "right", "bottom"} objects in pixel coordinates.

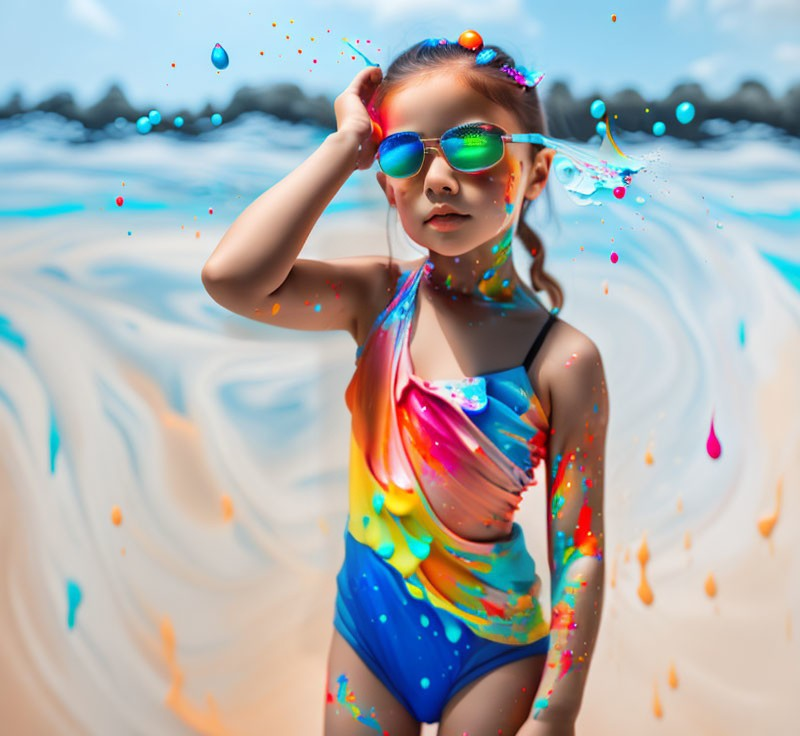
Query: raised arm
[
  {"left": 520, "top": 328, "right": 609, "bottom": 735},
  {"left": 201, "top": 66, "right": 385, "bottom": 334}
]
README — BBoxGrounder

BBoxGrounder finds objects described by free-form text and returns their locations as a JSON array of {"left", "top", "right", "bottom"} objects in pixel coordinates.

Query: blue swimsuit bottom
[{"left": 333, "top": 530, "right": 550, "bottom": 724}]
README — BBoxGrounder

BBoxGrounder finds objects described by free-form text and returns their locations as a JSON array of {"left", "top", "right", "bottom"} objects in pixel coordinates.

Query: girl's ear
[
  {"left": 523, "top": 148, "right": 556, "bottom": 201},
  {"left": 376, "top": 171, "right": 397, "bottom": 206}
]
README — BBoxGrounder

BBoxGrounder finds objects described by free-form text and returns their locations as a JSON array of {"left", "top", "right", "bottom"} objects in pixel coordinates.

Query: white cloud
[
  {"left": 686, "top": 53, "right": 728, "bottom": 82},
  {"left": 66, "top": 0, "right": 120, "bottom": 38},
  {"left": 669, "top": 0, "right": 799, "bottom": 30},
  {"left": 774, "top": 42, "right": 800, "bottom": 65},
  {"left": 314, "top": 0, "right": 525, "bottom": 25}
]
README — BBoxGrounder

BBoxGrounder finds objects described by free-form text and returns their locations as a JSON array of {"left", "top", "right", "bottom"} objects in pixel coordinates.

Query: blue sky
[{"left": 3, "top": 0, "right": 799, "bottom": 111}]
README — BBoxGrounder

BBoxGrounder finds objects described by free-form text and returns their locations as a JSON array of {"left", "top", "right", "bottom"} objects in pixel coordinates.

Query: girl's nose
[{"left": 422, "top": 146, "right": 460, "bottom": 191}]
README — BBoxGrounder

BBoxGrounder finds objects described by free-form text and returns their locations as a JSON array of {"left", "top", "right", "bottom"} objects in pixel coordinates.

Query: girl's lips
[{"left": 426, "top": 213, "right": 470, "bottom": 230}]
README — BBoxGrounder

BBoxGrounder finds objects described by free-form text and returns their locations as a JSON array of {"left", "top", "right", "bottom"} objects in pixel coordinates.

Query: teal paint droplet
[
  {"left": 420, "top": 614, "right": 430, "bottom": 628},
  {"left": 211, "top": 113, "right": 223, "bottom": 127},
  {"left": 314, "top": 304, "right": 321, "bottom": 312},
  {"left": 590, "top": 99, "right": 606, "bottom": 119},
  {"left": 148, "top": 109, "right": 161, "bottom": 125},
  {"left": 136, "top": 116, "right": 152, "bottom": 135},
  {"left": 376, "top": 542, "right": 395, "bottom": 558},
  {"left": 444, "top": 619, "right": 462, "bottom": 643},
  {"left": 66, "top": 579, "right": 82, "bottom": 629},
  {"left": 379, "top": 614, "right": 387, "bottom": 623},
  {"left": 49, "top": 409, "right": 60, "bottom": 474},
  {"left": 420, "top": 677, "right": 430, "bottom": 689},
  {"left": 372, "top": 492, "right": 385, "bottom": 514},
  {"left": 211, "top": 43, "right": 230, "bottom": 70},
  {"left": 675, "top": 101, "right": 696, "bottom": 124},
  {"left": 362, "top": 515, "right": 370, "bottom": 528},
  {"left": 652, "top": 121, "right": 666, "bottom": 136},
  {"left": 595, "top": 121, "right": 606, "bottom": 138},
  {"left": 738, "top": 320, "right": 746, "bottom": 346},
  {"left": 173, "top": 116, "right": 184, "bottom": 128}
]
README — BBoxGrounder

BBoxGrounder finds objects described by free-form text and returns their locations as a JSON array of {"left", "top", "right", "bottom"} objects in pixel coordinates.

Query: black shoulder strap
[{"left": 522, "top": 312, "right": 557, "bottom": 371}]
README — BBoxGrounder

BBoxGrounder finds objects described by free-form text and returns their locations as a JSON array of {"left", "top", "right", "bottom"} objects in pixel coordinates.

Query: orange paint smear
[
  {"left": 668, "top": 661, "right": 678, "bottom": 689},
  {"left": 637, "top": 533, "right": 654, "bottom": 605},
  {"left": 704, "top": 573, "right": 717, "bottom": 598},
  {"left": 652, "top": 681, "right": 663, "bottom": 718},
  {"left": 220, "top": 494, "right": 234, "bottom": 522},
  {"left": 161, "top": 616, "right": 231, "bottom": 735},
  {"left": 757, "top": 476, "right": 783, "bottom": 538},
  {"left": 111, "top": 505, "right": 123, "bottom": 526},
  {"left": 684, "top": 531, "right": 692, "bottom": 550}
]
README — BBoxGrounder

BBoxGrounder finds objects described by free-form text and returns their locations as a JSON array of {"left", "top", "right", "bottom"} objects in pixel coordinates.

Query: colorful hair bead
[
  {"left": 457, "top": 30, "right": 483, "bottom": 51},
  {"left": 475, "top": 48, "right": 497, "bottom": 65},
  {"left": 499, "top": 64, "right": 544, "bottom": 89}
]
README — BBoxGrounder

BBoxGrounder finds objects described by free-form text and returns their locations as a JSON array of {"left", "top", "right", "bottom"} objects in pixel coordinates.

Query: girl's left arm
[{"left": 518, "top": 332, "right": 609, "bottom": 735}]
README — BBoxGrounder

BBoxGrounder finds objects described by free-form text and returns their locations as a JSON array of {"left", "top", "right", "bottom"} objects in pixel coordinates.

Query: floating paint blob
[
  {"left": 652, "top": 121, "right": 666, "bottom": 136},
  {"left": 111, "top": 505, "right": 122, "bottom": 525},
  {"left": 590, "top": 99, "right": 606, "bottom": 119},
  {"left": 136, "top": 116, "right": 152, "bottom": 134},
  {"left": 706, "top": 414, "right": 722, "bottom": 459},
  {"left": 221, "top": 493, "right": 234, "bottom": 522},
  {"left": 610, "top": 252, "right": 619, "bottom": 263},
  {"left": 637, "top": 534, "right": 654, "bottom": 605},
  {"left": 668, "top": 661, "right": 679, "bottom": 689},
  {"left": 211, "top": 113, "right": 223, "bottom": 126},
  {"left": 611, "top": 14, "right": 617, "bottom": 22},
  {"left": 704, "top": 573, "right": 717, "bottom": 598},
  {"left": 211, "top": 43, "right": 229, "bottom": 70},
  {"left": 738, "top": 319, "right": 746, "bottom": 346},
  {"left": 757, "top": 477, "right": 783, "bottom": 538},
  {"left": 66, "top": 579, "right": 83, "bottom": 629},
  {"left": 595, "top": 121, "right": 607, "bottom": 137},
  {"left": 675, "top": 101, "right": 696, "bottom": 124},
  {"left": 420, "top": 677, "right": 431, "bottom": 689},
  {"left": 613, "top": 186, "right": 626, "bottom": 199},
  {"left": 652, "top": 681, "right": 663, "bottom": 718},
  {"left": 115, "top": 196, "right": 124, "bottom": 207},
  {"left": 173, "top": 116, "right": 184, "bottom": 128},
  {"left": 148, "top": 109, "right": 161, "bottom": 125}
]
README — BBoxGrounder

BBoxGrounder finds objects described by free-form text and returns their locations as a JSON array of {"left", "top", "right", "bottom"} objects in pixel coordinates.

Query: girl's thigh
[
  {"left": 324, "top": 629, "right": 421, "bottom": 736},
  {"left": 436, "top": 652, "right": 547, "bottom": 736}
]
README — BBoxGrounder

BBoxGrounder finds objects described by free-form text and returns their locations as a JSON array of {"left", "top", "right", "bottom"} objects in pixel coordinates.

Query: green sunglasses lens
[
  {"left": 378, "top": 132, "right": 424, "bottom": 178},
  {"left": 441, "top": 124, "right": 505, "bottom": 172}
]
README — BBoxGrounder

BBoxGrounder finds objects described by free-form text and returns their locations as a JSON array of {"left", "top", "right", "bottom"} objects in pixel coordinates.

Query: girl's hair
[{"left": 372, "top": 38, "right": 564, "bottom": 312}]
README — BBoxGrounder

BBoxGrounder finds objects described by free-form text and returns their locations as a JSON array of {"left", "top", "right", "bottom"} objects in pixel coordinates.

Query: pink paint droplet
[
  {"left": 706, "top": 413, "right": 722, "bottom": 459},
  {"left": 613, "top": 186, "right": 626, "bottom": 199},
  {"left": 208, "top": 207, "right": 213, "bottom": 215},
  {"left": 610, "top": 252, "right": 619, "bottom": 263},
  {"left": 115, "top": 196, "right": 124, "bottom": 207}
]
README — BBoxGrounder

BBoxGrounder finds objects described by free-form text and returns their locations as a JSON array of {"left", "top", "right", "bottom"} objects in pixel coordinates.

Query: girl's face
[{"left": 375, "top": 73, "right": 552, "bottom": 258}]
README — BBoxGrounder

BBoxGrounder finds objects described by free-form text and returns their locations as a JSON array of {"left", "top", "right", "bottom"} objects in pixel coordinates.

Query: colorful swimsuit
[{"left": 334, "top": 260, "right": 557, "bottom": 723}]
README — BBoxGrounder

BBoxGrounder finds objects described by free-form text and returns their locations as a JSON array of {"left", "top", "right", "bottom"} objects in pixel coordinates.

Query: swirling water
[{"left": 0, "top": 112, "right": 798, "bottom": 734}]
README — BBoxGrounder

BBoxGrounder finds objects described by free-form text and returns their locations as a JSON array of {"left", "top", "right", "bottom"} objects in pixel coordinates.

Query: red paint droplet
[
  {"left": 610, "top": 251, "right": 619, "bottom": 263},
  {"left": 115, "top": 196, "right": 124, "bottom": 207},
  {"left": 613, "top": 186, "right": 626, "bottom": 199},
  {"left": 326, "top": 691, "right": 333, "bottom": 703},
  {"left": 313, "top": 59, "right": 317, "bottom": 63},
  {"left": 706, "top": 413, "right": 722, "bottom": 459},
  {"left": 208, "top": 208, "right": 213, "bottom": 215}
]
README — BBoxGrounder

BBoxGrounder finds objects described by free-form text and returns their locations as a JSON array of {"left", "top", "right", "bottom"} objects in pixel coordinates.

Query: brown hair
[{"left": 371, "top": 38, "right": 564, "bottom": 312}]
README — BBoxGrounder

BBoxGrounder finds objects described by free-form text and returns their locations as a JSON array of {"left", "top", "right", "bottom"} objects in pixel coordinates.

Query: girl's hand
[{"left": 333, "top": 65, "right": 383, "bottom": 170}]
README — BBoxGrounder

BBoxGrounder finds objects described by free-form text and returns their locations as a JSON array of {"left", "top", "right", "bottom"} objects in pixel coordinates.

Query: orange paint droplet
[
  {"left": 611, "top": 14, "right": 618, "bottom": 22},
  {"left": 195, "top": 231, "right": 200, "bottom": 239},
  {"left": 637, "top": 533, "right": 654, "bottom": 605},
  {"left": 260, "top": 51, "right": 264, "bottom": 55},
  {"left": 111, "top": 505, "right": 123, "bottom": 526},
  {"left": 757, "top": 476, "right": 782, "bottom": 538},
  {"left": 171, "top": 62, "right": 176, "bottom": 68},
  {"left": 676, "top": 496, "right": 683, "bottom": 513},
  {"left": 644, "top": 448, "right": 654, "bottom": 465},
  {"left": 271, "top": 303, "right": 280, "bottom": 315},
  {"left": 221, "top": 494, "right": 234, "bottom": 522},
  {"left": 706, "top": 412, "right": 722, "bottom": 458},
  {"left": 684, "top": 531, "right": 692, "bottom": 550},
  {"left": 705, "top": 573, "right": 717, "bottom": 598},
  {"left": 652, "top": 681, "right": 663, "bottom": 718},
  {"left": 272, "top": 22, "right": 277, "bottom": 27},
  {"left": 668, "top": 661, "right": 679, "bottom": 689}
]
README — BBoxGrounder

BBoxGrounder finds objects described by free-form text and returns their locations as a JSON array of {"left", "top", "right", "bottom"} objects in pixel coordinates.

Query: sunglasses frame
[{"left": 376, "top": 122, "right": 547, "bottom": 179}]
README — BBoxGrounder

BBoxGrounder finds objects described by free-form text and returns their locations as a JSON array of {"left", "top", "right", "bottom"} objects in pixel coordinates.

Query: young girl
[{"left": 202, "top": 32, "right": 607, "bottom": 736}]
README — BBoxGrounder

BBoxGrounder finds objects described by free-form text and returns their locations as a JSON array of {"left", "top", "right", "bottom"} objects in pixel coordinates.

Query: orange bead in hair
[{"left": 457, "top": 30, "right": 483, "bottom": 51}]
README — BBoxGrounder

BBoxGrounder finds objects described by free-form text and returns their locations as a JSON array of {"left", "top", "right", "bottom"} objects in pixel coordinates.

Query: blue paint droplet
[
  {"left": 136, "top": 116, "right": 152, "bottom": 135},
  {"left": 148, "top": 109, "right": 161, "bottom": 125},
  {"left": 379, "top": 614, "right": 387, "bottom": 623},
  {"left": 652, "top": 121, "right": 666, "bottom": 137},
  {"left": 314, "top": 304, "right": 321, "bottom": 312},
  {"left": 595, "top": 121, "right": 606, "bottom": 138},
  {"left": 66, "top": 579, "right": 82, "bottom": 629},
  {"left": 590, "top": 99, "right": 606, "bottom": 119},
  {"left": 420, "top": 614, "right": 429, "bottom": 628},
  {"left": 211, "top": 113, "right": 223, "bottom": 127},
  {"left": 173, "top": 116, "right": 184, "bottom": 128},
  {"left": 211, "top": 43, "right": 230, "bottom": 70},
  {"left": 420, "top": 677, "right": 430, "bottom": 689},
  {"left": 675, "top": 101, "right": 696, "bottom": 124}
]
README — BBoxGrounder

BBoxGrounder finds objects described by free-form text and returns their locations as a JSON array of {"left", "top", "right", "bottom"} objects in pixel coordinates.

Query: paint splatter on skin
[
  {"left": 668, "top": 661, "right": 679, "bottom": 689},
  {"left": 637, "top": 533, "right": 654, "bottom": 605},
  {"left": 220, "top": 494, "right": 234, "bottom": 522},
  {"left": 652, "top": 680, "right": 663, "bottom": 718},
  {"left": 333, "top": 674, "right": 384, "bottom": 732},
  {"left": 111, "top": 506, "right": 122, "bottom": 525},
  {"left": 757, "top": 477, "right": 783, "bottom": 538},
  {"left": 705, "top": 573, "right": 717, "bottom": 598}
]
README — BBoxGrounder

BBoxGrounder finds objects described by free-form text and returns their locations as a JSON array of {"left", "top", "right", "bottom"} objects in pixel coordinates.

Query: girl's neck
[{"left": 423, "top": 229, "right": 519, "bottom": 303}]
